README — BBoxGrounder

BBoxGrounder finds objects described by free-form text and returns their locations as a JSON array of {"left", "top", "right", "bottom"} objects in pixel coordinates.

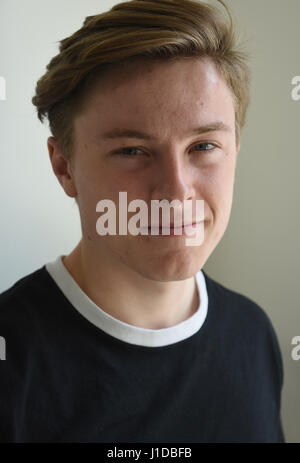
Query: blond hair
[{"left": 32, "top": 0, "right": 250, "bottom": 159}]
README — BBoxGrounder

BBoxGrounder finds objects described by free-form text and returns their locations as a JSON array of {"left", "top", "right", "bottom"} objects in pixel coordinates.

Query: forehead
[{"left": 75, "top": 56, "right": 235, "bottom": 137}]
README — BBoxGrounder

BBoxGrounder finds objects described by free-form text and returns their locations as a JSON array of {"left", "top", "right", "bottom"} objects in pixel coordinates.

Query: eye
[
  {"left": 114, "top": 147, "right": 143, "bottom": 157},
  {"left": 191, "top": 142, "right": 216, "bottom": 152},
  {"left": 113, "top": 142, "right": 217, "bottom": 158}
]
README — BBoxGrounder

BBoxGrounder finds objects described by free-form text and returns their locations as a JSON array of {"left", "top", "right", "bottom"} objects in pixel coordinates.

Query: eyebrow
[{"left": 100, "top": 122, "right": 232, "bottom": 141}]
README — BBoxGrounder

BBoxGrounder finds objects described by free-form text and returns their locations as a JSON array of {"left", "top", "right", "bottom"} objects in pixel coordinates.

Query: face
[{"left": 48, "top": 56, "right": 240, "bottom": 282}]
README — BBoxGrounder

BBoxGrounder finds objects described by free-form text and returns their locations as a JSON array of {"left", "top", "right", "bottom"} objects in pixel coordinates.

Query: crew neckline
[{"left": 45, "top": 255, "right": 208, "bottom": 348}]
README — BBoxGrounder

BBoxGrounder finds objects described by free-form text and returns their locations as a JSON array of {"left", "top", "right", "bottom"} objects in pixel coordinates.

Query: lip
[
  {"left": 147, "top": 220, "right": 205, "bottom": 228},
  {"left": 145, "top": 221, "right": 204, "bottom": 237}
]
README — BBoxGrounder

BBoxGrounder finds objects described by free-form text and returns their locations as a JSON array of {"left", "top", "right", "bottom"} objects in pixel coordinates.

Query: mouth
[{"left": 145, "top": 221, "right": 204, "bottom": 237}]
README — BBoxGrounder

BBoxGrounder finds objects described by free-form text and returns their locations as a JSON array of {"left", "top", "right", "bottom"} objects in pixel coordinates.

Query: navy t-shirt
[{"left": 0, "top": 257, "right": 285, "bottom": 443}]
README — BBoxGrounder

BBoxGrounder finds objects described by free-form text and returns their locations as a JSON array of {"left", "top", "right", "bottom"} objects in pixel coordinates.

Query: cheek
[
  {"left": 202, "top": 161, "right": 236, "bottom": 218},
  {"left": 75, "top": 168, "right": 144, "bottom": 235}
]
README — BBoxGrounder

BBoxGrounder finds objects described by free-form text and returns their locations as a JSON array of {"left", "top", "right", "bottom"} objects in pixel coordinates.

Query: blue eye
[
  {"left": 115, "top": 143, "right": 216, "bottom": 157},
  {"left": 116, "top": 147, "right": 143, "bottom": 157},
  {"left": 193, "top": 143, "right": 215, "bottom": 151}
]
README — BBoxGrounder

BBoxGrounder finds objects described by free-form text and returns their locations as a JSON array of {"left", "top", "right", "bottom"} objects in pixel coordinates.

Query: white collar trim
[{"left": 45, "top": 255, "right": 208, "bottom": 348}]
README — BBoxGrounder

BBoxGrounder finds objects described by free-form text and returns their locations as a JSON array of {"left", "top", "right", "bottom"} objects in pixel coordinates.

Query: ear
[{"left": 47, "top": 137, "right": 78, "bottom": 198}]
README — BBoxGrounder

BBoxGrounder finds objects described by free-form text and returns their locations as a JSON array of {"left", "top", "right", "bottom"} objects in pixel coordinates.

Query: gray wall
[{"left": 0, "top": 0, "right": 299, "bottom": 442}]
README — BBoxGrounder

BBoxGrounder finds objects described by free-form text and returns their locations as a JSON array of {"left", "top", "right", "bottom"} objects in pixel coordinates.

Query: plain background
[{"left": 0, "top": 0, "right": 299, "bottom": 442}]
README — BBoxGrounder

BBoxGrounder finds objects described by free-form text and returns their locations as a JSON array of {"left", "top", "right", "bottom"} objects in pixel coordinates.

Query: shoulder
[
  {"left": 202, "top": 269, "right": 284, "bottom": 386},
  {"left": 202, "top": 269, "right": 275, "bottom": 330},
  {"left": 0, "top": 265, "right": 49, "bottom": 307},
  {"left": 0, "top": 265, "right": 52, "bottom": 337},
  {"left": 0, "top": 264, "right": 64, "bottom": 376}
]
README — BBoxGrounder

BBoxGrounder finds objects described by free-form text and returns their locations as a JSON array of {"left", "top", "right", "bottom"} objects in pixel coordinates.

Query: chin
[{"left": 137, "top": 248, "right": 209, "bottom": 282}]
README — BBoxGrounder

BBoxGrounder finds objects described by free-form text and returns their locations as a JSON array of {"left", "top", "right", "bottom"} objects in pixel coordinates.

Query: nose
[
  {"left": 151, "top": 147, "right": 196, "bottom": 205},
  {"left": 149, "top": 147, "right": 202, "bottom": 225}
]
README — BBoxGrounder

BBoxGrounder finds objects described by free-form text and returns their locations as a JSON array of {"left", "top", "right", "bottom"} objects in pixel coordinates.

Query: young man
[{"left": 0, "top": 0, "right": 285, "bottom": 442}]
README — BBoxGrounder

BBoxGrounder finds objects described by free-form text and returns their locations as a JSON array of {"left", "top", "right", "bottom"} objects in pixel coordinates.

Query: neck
[{"left": 62, "top": 240, "right": 199, "bottom": 330}]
